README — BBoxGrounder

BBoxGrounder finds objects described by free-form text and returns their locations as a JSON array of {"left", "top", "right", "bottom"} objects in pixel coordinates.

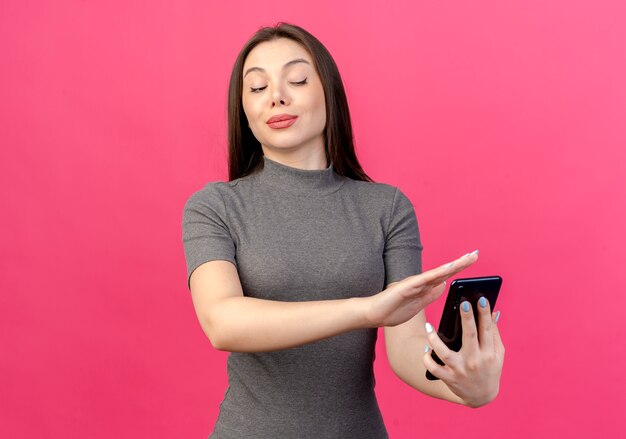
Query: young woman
[{"left": 182, "top": 22, "right": 504, "bottom": 438}]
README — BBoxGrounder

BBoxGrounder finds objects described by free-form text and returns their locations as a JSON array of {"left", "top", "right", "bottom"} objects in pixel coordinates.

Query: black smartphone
[{"left": 426, "top": 276, "right": 502, "bottom": 381}]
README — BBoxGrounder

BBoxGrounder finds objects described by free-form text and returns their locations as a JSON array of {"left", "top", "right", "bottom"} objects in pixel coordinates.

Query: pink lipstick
[{"left": 266, "top": 114, "right": 298, "bottom": 129}]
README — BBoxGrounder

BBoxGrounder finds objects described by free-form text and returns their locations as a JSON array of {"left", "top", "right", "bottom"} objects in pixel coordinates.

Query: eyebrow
[{"left": 243, "top": 58, "right": 311, "bottom": 78}]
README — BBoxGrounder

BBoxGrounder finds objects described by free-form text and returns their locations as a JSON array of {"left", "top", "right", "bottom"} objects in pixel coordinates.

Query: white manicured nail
[
  {"left": 424, "top": 345, "right": 431, "bottom": 353},
  {"left": 425, "top": 322, "right": 433, "bottom": 334}
]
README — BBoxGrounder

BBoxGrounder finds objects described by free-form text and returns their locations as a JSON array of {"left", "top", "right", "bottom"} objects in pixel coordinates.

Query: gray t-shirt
[{"left": 182, "top": 156, "right": 423, "bottom": 438}]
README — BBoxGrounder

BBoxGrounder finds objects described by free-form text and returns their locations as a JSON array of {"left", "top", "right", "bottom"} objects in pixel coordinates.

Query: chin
[{"left": 264, "top": 139, "right": 308, "bottom": 151}]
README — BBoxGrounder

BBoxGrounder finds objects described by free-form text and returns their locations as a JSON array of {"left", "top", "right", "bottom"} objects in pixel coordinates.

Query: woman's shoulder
[
  {"left": 343, "top": 179, "right": 416, "bottom": 218},
  {"left": 185, "top": 180, "right": 226, "bottom": 200},
  {"left": 182, "top": 180, "right": 232, "bottom": 213},
  {"left": 185, "top": 172, "right": 255, "bottom": 200},
  {"left": 344, "top": 178, "right": 407, "bottom": 200}
]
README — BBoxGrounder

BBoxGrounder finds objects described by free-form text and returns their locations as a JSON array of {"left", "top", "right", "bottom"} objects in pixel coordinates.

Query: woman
[{"left": 182, "top": 22, "right": 504, "bottom": 438}]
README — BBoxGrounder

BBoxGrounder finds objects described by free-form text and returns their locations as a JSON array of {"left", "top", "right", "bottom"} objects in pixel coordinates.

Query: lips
[
  {"left": 266, "top": 114, "right": 298, "bottom": 129},
  {"left": 266, "top": 114, "right": 298, "bottom": 124}
]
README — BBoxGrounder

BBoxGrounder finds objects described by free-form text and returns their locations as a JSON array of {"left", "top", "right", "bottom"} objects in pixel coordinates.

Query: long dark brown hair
[{"left": 227, "top": 22, "right": 373, "bottom": 183}]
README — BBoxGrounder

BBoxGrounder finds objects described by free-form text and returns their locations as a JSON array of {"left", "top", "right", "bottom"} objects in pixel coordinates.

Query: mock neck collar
[{"left": 257, "top": 156, "right": 345, "bottom": 195}]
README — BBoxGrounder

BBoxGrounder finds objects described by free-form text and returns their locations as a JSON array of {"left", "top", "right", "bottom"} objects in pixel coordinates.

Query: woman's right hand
[{"left": 363, "top": 250, "right": 480, "bottom": 327}]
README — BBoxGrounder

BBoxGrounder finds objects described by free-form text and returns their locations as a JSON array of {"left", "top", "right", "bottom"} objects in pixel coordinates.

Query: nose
[{"left": 271, "top": 83, "right": 290, "bottom": 107}]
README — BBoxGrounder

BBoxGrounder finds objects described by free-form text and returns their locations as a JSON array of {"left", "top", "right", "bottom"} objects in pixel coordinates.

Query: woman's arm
[
  {"left": 384, "top": 309, "right": 464, "bottom": 403},
  {"left": 189, "top": 252, "right": 478, "bottom": 353},
  {"left": 190, "top": 260, "right": 368, "bottom": 352}
]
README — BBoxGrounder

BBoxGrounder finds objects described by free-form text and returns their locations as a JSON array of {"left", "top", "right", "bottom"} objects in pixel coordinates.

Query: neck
[
  {"left": 258, "top": 155, "right": 345, "bottom": 196},
  {"left": 261, "top": 144, "right": 328, "bottom": 171}
]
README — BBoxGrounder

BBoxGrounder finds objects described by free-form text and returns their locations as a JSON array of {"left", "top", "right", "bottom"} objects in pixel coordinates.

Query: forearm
[
  {"left": 204, "top": 296, "right": 370, "bottom": 352},
  {"left": 389, "top": 333, "right": 465, "bottom": 405}
]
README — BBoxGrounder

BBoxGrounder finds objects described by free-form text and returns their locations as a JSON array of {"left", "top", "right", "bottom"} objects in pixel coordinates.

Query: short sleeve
[
  {"left": 383, "top": 188, "right": 423, "bottom": 287},
  {"left": 181, "top": 183, "right": 237, "bottom": 290}
]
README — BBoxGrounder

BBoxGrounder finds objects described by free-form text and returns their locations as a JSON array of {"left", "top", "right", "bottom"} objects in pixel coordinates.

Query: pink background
[{"left": 1, "top": 1, "right": 625, "bottom": 437}]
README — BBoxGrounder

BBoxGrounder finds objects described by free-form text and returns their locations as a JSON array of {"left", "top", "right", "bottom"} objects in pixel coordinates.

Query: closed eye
[{"left": 249, "top": 78, "right": 308, "bottom": 93}]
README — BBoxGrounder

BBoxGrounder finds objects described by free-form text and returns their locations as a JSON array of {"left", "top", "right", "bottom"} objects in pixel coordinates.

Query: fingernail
[
  {"left": 461, "top": 301, "right": 470, "bottom": 312},
  {"left": 471, "top": 249, "right": 479, "bottom": 256},
  {"left": 495, "top": 310, "right": 501, "bottom": 324},
  {"left": 424, "top": 345, "right": 431, "bottom": 353},
  {"left": 479, "top": 297, "right": 488, "bottom": 308},
  {"left": 425, "top": 322, "right": 433, "bottom": 333}
]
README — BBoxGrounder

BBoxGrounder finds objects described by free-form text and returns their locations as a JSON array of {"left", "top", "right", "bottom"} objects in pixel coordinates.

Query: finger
[
  {"left": 459, "top": 301, "right": 480, "bottom": 354},
  {"left": 476, "top": 296, "right": 495, "bottom": 352},
  {"left": 408, "top": 250, "right": 480, "bottom": 290},
  {"left": 492, "top": 311, "right": 505, "bottom": 357},
  {"left": 433, "top": 249, "right": 480, "bottom": 279},
  {"left": 423, "top": 345, "right": 454, "bottom": 382},
  {"left": 424, "top": 322, "right": 458, "bottom": 369},
  {"left": 447, "top": 249, "right": 480, "bottom": 270}
]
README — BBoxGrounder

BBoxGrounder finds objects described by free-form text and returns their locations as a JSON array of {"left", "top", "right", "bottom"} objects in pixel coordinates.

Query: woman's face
[{"left": 242, "top": 38, "right": 326, "bottom": 157}]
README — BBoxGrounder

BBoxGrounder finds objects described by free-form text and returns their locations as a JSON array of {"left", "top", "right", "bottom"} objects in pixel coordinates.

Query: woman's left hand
[{"left": 423, "top": 297, "right": 505, "bottom": 408}]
